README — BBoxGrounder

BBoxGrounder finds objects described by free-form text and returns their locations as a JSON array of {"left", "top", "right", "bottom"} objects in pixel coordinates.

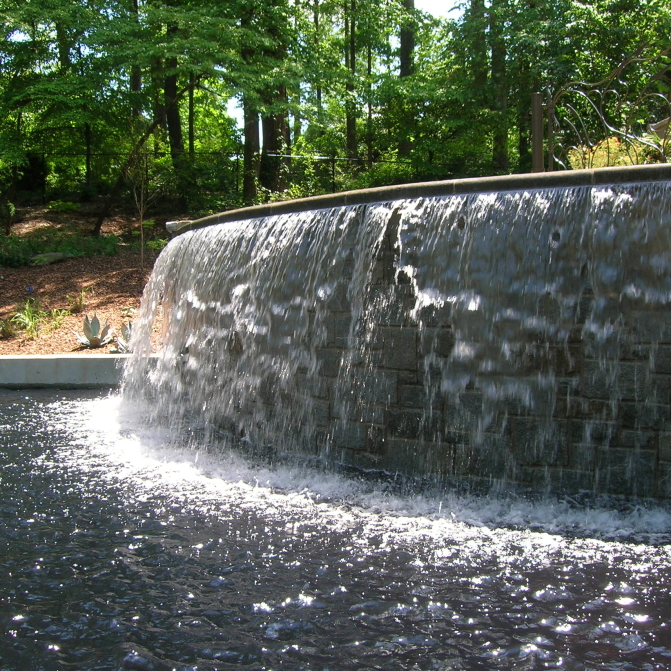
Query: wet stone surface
[{"left": 2, "top": 390, "right": 671, "bottom": 670}]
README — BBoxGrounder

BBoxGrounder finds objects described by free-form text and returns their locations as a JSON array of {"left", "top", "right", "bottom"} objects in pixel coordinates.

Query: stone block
[
  {"left": 653, "top": 346, "right": 671, "bottom": 375},
  {"left": 324, "top": 282, "right": 350, "bottom": 312},
  {"left": 332, "top": 423, "right": 368, "bottom": 451},
  {"left": 576, "top": 292, "right": 594, "bottom": 325},
  {"left": 398, "top": 370, "right": 419, "bottom": 384},
  {"left": 377, "top": 327, "right": 418, "bottom": 370},
  {"left": 570, "top": 443, "right": 596, "bottom": 472},
  {"left": 336, "top": 398, "right": 385, "bottom": 424},
  {"left": 567, "top": 397, "right": 616, "bottom": 421},
  {"left": 650, "top": 375, "right": 671, "bottom": 404},
  {"left": 368, "top": 286, "right": 411, "bottom": 327},
  {"left": 618, "top": 430, "right": 655, "bottom": 449},
  {"left": 594, "top": 447, "right": 656, "bottom": 498},
  {"left": 626, "top": 344, "right": 652, "bottom": 362},
  {"left": 313, "top": 399, "right": 330, "bottom": 427},
  {"left": 259, "top": 374, "right": 278, "bottom": 404},
  {"left": 619, "top": 402, "right": 670, "bottom": 430},
  {"left": 316, "top": 348, "right": 343, "bottom": 377},
  {"left": 399, "top": 384, "right": 426, "bottom": 408},
  {"left": 581, "top": 360, "right": 616, "bottom": 399},
  {"left": 657, "top": 462, "right": 671, "bottom": 498},
  {"left": 334, "top": 314, "right": 352, "bottom": 348},
  {"left": 534, "top": 468, "right": 594, "bottom": 494},
  {"left": 453, "top": 435, "right": 512, "bottom": 478},
  {"left": 295, "top": 373, "right": 330, "bottom": 400},
  {"left": 659, "top": 433, "right": 671, "bottom": 462},
  {"left": 349, "top": 450, "right": 385, "bottom": 471},
  {"left": 419, "top": 328, "right": 456, "bottom": 359},
  {"left": 617, "top": 362, "right": 648, "bottom": 401},
  {"left": 387, "top": 409, "right": 422, "bottom": 439},
  {"left": 569, "top": 420, "right": 615, "bottom": 446},
  {"left": 366, "top": 425, "right": 386, "bottom": 454},
  {"left": 445, "top": 392, "right": 483, "bottom": 432},
  {"left": 383, "top": 438, "right": 425, "bottom": 475},
  {"left": 512, "top": 417, "right": 568, "bottom": 467},
  {"left": 359, "top": 370, "right": 398, "bottom": 404},
  {"left": 341, "top": 256, "right": 355, "bottom": 280},
  {"left": 416, "top": 302, "right": 452, "bottom": 328},
  {"left": 631, "top": 312, "right": 671, "bottom": 344}
]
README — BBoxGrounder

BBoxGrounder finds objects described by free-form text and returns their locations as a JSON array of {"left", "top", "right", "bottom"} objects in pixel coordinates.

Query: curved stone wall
[{"left": 139, "top": 165, "right": 671, "bottom": 499}]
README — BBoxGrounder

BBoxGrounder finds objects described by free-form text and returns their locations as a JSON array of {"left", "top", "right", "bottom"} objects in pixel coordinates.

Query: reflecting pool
[{"left": 2, "top": 390, "right": 671, "bottom": 670}]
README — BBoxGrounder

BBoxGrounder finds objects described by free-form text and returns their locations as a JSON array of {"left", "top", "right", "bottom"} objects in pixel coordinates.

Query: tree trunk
[
  {"left": 164, "top": 53, "right": 185, "bottom": 166},
  {"left": 467, "top": 0, "right": 488, "bottom": 103},
  {"left": 151, "top": 57, "right": 167, "bottom": 140},
  {"left": 84, "top": 122, "right": 92, "bottom": 188},
  {"left": 367, "top": 42, "right": 373, "bottom": 168},
  {"left": 243, "top": 96, "right": 259, "bottom": 204},
  {"left": 489, "top": 0, "right": 509, "bottom": 172},
  {"left": 345, "top": 0, "right": 357, "bottom": 161},
  {"left": 56, "top": 23, "right": 71, "bottom": 71},
  {"left": 130, "top": 0, "right": 142, "bottom": 116},
  {"left": 398, "top": 0, "right": 415, "bottom": 157},
  {"left": 259, "top": 86, "right": 288, "bottom": 194},
  {"left": 188, "top": 73, "right": 195, "bottom": 156},
  {"left": 314, "top": 0, "right": 323, "bottom": 128},
  {"left": 399, "top": 0, "right": 414, "bottom": 78}
]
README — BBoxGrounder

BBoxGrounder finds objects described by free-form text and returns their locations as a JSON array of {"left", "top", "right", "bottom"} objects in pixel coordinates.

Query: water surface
[{"left": 1, "top": 390, "right": 671, "bottom": 670}]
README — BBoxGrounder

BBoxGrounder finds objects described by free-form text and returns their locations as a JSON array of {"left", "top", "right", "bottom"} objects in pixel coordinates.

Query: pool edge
[{"left": 0, "top": 354, "right": 154, "bottom": 388}]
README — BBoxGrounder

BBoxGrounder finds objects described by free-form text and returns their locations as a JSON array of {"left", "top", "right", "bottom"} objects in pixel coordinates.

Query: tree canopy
[{"left": 0, "top": 0, "right": 669, "bottom": 230}]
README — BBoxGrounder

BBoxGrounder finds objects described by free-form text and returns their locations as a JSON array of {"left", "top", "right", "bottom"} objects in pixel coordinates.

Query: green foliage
[
  {"left": 145, "top": 238, "right": 169, "bottom": 252},
  {"left": 47, "top": 200, "right": 81, "bottom": 213},
  {"left": 8, "top": 298, "right": 67, "bottom": 338},
  {"left": 10, "top": 299, "right": 45, "bottom": 338},
  {"left": 66, "top": 288, "right": 91, "bottom": 314},
  {"left": 0, "top": 230, "right": 118, "bottom": 268},
  {"left": 0, "top": 316, "right": 17, "bottom": 339},
  {"left": 0, "top": 0, "right": 669, "bottom": 215}
]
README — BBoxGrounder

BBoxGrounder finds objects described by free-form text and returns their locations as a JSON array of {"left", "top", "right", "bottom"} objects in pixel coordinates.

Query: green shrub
[
  {"left": 47, "top": 200, "right": 81, "bottom": 213},
  {"left": 0, "top": 230, "right": 118, "bottom": 268}
]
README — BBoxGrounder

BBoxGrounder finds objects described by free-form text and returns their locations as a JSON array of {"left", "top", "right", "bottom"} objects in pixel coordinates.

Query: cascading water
[{"left": 124, "top": 180, "right": 671, "bottom": 498}]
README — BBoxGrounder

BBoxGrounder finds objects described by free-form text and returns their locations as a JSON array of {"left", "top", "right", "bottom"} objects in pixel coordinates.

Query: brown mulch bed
[
  {"left": 0, "top": 253, "right": 155, "bottom": 355},
  {"left": 0, "top": 204, "right": 173, "bottom": 355}
]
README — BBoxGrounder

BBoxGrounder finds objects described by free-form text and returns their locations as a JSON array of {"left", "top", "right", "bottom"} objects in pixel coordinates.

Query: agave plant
[
  {"left": 75, "top": 314, "right": 114, "bottom": 348},
  {"left": 111, "top": 321, "right": 133, "bottom": 353}
]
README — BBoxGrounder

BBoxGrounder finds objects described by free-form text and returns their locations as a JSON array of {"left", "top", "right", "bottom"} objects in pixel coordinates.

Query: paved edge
[
  {"left": 0, "top": 354, "right": 154, "bottom": 388},
  {"left": 170, "top": 164, "right": 671, "bottom": 233}
]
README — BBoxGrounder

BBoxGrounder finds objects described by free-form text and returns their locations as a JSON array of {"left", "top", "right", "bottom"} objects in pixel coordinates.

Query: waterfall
[{"left": 123, "top": 180, "right": 671, "bottom": 498}]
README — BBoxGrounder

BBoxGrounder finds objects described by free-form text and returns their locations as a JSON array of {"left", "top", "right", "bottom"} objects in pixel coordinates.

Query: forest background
[{"left": 1, "top": 0, "right": 670, "bottom": 234}]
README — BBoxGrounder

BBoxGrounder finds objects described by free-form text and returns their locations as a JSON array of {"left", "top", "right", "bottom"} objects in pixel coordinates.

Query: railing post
[{"left": 531, "top": 92, "right": 544, "bottom": 172}]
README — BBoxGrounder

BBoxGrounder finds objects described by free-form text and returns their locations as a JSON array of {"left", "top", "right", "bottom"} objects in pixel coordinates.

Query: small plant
[
  {"left": 0, "top": 317, "right": 17, "bottom": 339},
  {"left": 121, "top": 306, "right": 136, "bottom": 318},
  {"left": 47, "top": 200, "right": 81, "bottom": 213},
  {"left": 146, "top": 238, "right": 169, "bottom": 252},
  {"left": 67, "top": 288, "right": 91, "bottom": 314},
  {"left": 75, "top": 314, "right": 114, "bottom": 348},
  {"left": 11, "top": 298, "right": 45, "bottom": 338},
  {"left": 111, "top": 321, "right": 133, "bottom": 353},
  {"left": 45, "top": 308, "right": 70, "bottom": 333}
]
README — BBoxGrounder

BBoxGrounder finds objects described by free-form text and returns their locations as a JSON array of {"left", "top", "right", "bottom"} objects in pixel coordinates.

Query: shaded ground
[{"left": 0, "top": 204, "right": 177, "bottom": 355}]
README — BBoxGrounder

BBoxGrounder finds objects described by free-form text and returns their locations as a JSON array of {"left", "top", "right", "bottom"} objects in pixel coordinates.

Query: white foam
[{"left": 62, "top": 395, "right": 671, "bottom": 553}]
